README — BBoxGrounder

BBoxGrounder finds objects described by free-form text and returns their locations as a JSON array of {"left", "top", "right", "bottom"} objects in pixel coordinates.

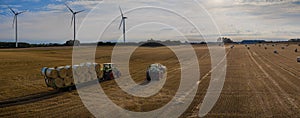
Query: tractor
[{"left": 102, "top": 63, "right": 121, "bottom": 80}]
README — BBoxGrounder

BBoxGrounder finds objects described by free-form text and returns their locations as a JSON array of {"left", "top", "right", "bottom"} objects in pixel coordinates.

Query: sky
[{"left": 0, "top": 0, "right": 300, "bottom": 43}]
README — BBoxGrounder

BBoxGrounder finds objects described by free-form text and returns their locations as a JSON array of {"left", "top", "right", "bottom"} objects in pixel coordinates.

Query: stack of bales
[
  {"left": 73, "top": 63, "right": 103, "bottom": 84},
  {"left": 41, "top": 62, "right": 103, "bottom": 88}
]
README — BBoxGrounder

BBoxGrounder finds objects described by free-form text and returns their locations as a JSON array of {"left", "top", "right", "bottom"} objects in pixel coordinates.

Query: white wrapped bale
[
  {"left": 72, "top": 65, "right": 81, "bottom": 76},
  {"left": 297, "top": 56, "right": 300, "bottom": 62},
  {"left": 146, "top": 63, "right": 167, "bottom": 81}
]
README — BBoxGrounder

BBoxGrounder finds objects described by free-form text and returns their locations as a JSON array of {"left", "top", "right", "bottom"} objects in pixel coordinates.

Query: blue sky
[
  {"left": 0, "top": 0, "right": 300, "bottom": 43},
  {"left": 1, "top": 0, "right": 64, "bottom": 14}
]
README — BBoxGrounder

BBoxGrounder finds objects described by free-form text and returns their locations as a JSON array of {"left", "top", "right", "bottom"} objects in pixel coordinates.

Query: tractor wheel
[{"left": 109, "top": 72, "right": 114, "bottom": 80}]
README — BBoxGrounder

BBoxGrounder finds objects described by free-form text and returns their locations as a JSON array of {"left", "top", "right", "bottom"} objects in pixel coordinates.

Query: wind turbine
[
  {"left": 65, "top": 4, "right": 84, "bottom": 43},
  {"left": 119, "top": 6, "right": 127, "bottom": 43},
  {"left": 8, "top": 6, "right": 26, "bottom": 48}
]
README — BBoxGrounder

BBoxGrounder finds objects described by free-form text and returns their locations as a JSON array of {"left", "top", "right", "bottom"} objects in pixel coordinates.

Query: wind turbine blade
[
  {"left": 18, "top": 10, "right": 27, "bottom": 14},
  {"left": 12, "top": 16, "right": 16, "bottom": 28},
  {"left": 65, "top": 4, "right": 74, "bottom": 13},
  {"left": 8, "top": 6, "right": 16, "bottom": 14},
  {"left": 119, "top": 6, "right": 124, "bottom": 18},
  {"left": 119, "top": 20, "right": 123, "bottom": 29},
  {"left": 70, "top": 15, "right": 74, "bottom": 27},
  {"left": 75, "top": 10, "right": 85, "bottom": 14}
]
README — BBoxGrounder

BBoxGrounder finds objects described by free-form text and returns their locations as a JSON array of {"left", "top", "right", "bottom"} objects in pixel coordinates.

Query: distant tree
[
  {"left": 289, "top": 38, "right": 300, "bottom": 42},
  {"left": 0, "top": 42, "right": 30, "bottom": 48},
  {"left": 218, "top": 37, "right": 234, "bottom": 43},
  {"left": 65, "top": 40, "right": 80, "bottom": 46}
]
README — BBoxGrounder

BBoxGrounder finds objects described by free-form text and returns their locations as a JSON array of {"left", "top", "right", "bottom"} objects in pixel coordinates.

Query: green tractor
[{"left": 102, "top": 63, "right": 121, "bottom": 80}]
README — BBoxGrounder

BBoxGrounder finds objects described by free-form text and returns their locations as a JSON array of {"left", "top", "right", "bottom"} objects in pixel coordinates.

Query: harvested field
[{"left": 0, "top": 44, "right": 300, "bottom": 117}]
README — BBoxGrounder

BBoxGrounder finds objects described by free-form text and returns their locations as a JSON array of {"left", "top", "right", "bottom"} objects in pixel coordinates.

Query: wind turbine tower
[
  {"left": 119, "top": 6, "right": 127, "bottom": 43},
  {"left": 8, "top": 6, "right": 26, "bottom": 48},
  {"left": 65, "top": 4, "right": 84, "bottom": 43}
]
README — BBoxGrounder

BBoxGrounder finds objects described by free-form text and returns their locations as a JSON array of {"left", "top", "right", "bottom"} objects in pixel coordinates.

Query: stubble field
[{"left": 0, "top": 44, "right": 299, "bottom": 117}]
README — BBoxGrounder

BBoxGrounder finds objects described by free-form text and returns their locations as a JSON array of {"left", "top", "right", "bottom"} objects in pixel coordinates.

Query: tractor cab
[{"left": 102, "top": 63, "right": 121, "bottom": 80}]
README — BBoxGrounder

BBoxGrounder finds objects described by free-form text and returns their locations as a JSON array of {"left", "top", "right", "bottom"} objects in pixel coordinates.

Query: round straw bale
[
  {"left": 54, "top": 78, "right": 65, "bottom": 88},
  {"left": 46, "top": 68, "right": 58, "bottom": 79},
  {"left": 94, "top": 63, "right": 101, "bottom": 72},
  {"left": 73, "top": 72, "right": 84, "bottom": 84},
  {"left": 72, "top": 65, "right": 81, "bottom": 75},
  {"left": 84, "top": 73, "right": 92, "bottom": 82},
  {"left": 57, "top": 66, "right": 67, "bottom": 78},
  {"left": 80, "top": 63, "right": 89, "bottom": 73},
  {"left": 96, "top": 64, "right": 103, "bottom": 78},
  {"left": 64, "top": 77, "right": 73, "bottom": 86},
  {"left": 65, "top": 65, "right": 73, "bottom": 77},
  {"left": 41, "top": 67, "right": 48, "bottom": 76},
  {"left": 86, "top": 63, "right": 95, "bottom": 73}
]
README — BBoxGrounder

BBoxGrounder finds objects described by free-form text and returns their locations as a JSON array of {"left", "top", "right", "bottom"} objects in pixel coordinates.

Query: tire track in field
[
  {"left": 266, "top": 47, "right": 297, "bottom": 70},
  {"left": 244, "top": 49, "right": 272, "bottom": 116},
  {"left": 247, "top": 50, "right": 292, "bottom": 115},
  {"left": 188, "top": 48, "right": 231, "bottom": 117},
  {"left": 0, "top": 78, "right": 110, "bottom": 109},
  {"left": 0, "top": 90, "right": 62, "bottom": 108},
  {"left": 247, "top": 50, "right": 299, "bottom": 113},
  {"left": 253, "top": 50, "right": 300, "bottom": 90},
  {"left": 277, "top": 51, "right": 298, "bottom": 62},
  {"left": 253, "top": 47, "right": 300, "bottom": 80},
  {"left": 255, "top": 47, "right": 300, "bottom": 79},
  {"left": 252, "top": 52, "right": 300, "bottom": 92},
  {"left": 0, "top": 47, "right": 212, "bottom": 117},
  {"left": 247, "top": 79, "right": 270, "bottom": 115}
]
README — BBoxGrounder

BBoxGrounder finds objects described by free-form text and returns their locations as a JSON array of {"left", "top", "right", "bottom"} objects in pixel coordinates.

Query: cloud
[
  {"left": 0, "top": 0, "right": 299, "bottom": 43},
  {"left": 234, "top": 0, "right": 300, "bottom": 5},
  {"left": 45, "top": 4, "right": 65, "bottom": 11}
]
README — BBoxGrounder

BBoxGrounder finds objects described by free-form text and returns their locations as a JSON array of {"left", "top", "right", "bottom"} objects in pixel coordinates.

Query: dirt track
[{"left": 0, "top": 44, "right": 300, "bottom": 117}]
